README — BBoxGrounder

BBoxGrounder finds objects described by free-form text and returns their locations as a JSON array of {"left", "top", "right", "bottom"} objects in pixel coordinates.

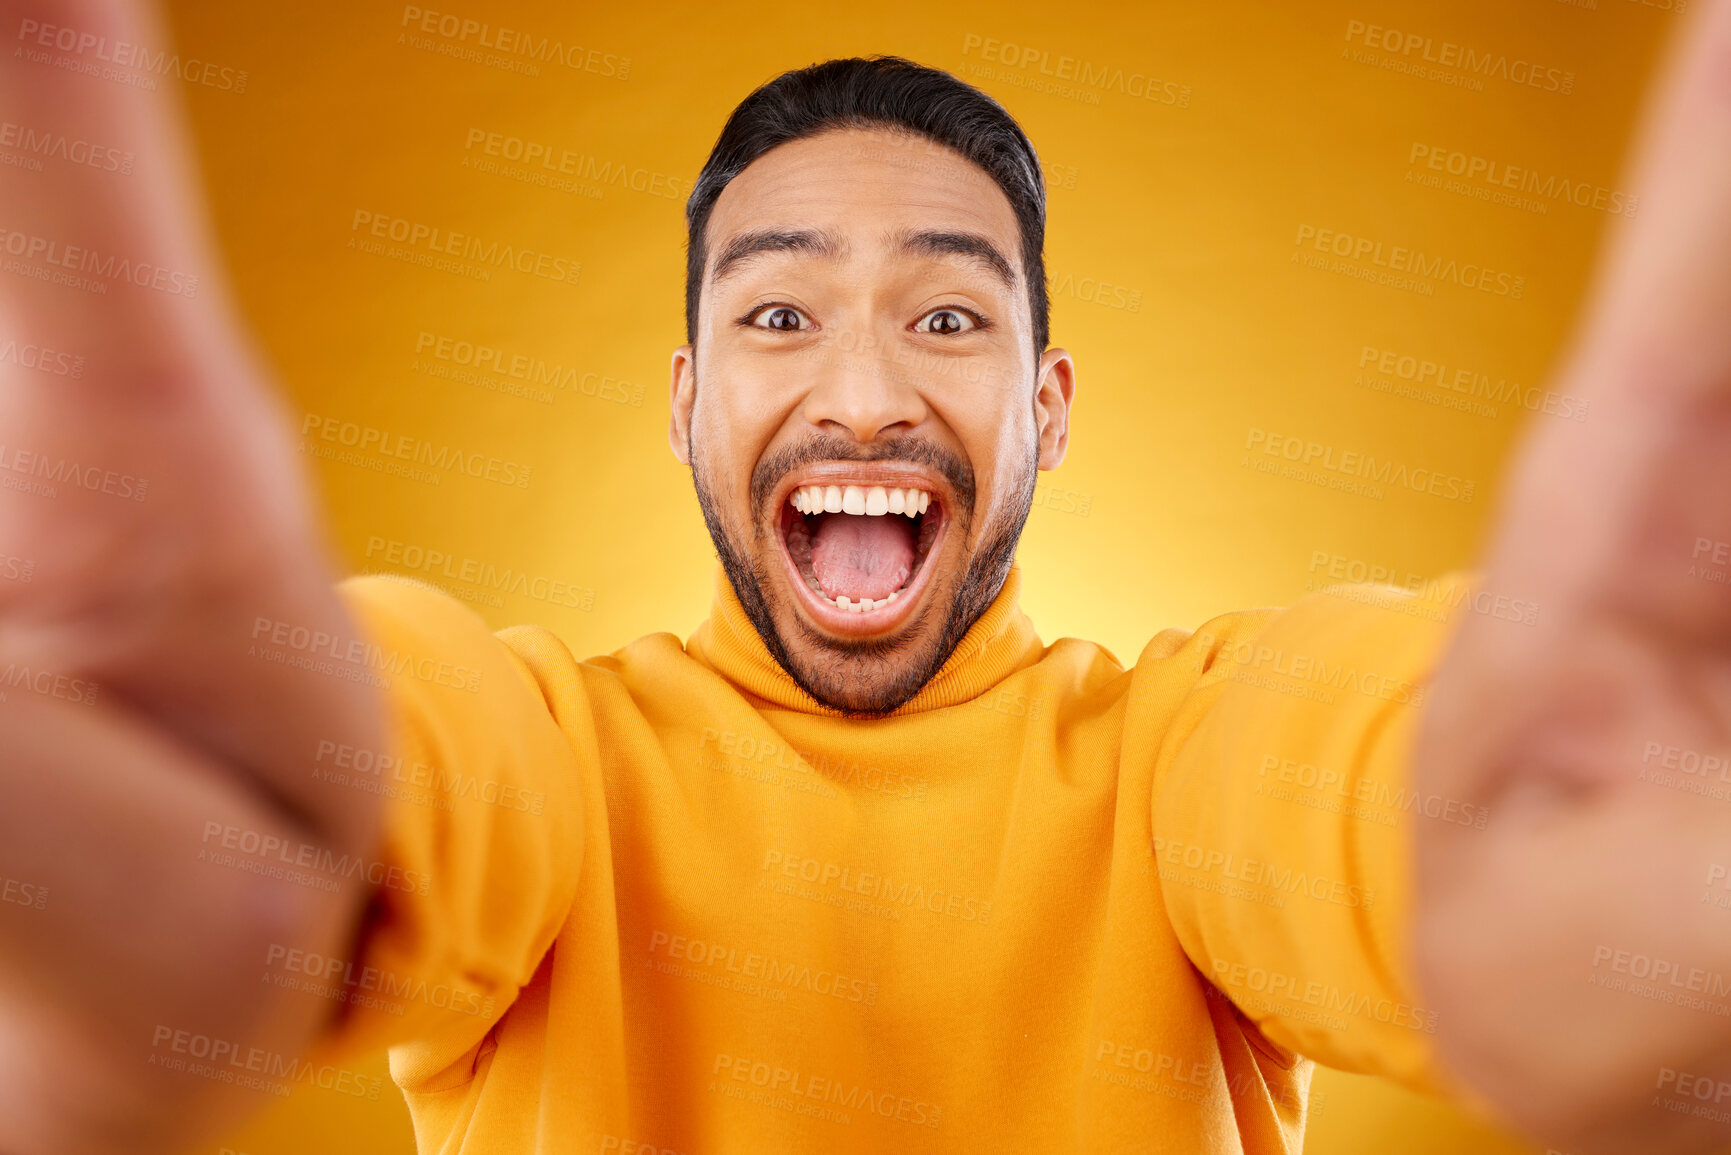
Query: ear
[
  {"left": 668, "top": 344, "right": 697, "bottom": 465},
  {"left": 1033, "top": 347, "right": 1075, "bottom": 471}
]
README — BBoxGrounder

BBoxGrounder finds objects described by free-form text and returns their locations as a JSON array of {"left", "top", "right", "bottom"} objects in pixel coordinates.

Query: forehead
[{"left": 704, "top": 127, "right": 1022, "bottom": 274}]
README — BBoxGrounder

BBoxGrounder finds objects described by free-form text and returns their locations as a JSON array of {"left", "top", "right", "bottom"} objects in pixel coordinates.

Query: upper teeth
[{"left": 791, "top": 484, "right": 930, "bottom": 517}]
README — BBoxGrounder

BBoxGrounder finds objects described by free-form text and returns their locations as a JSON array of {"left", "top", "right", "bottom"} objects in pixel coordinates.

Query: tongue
[{"left": 810, "top": 513, "right": 915, "bottom": 601}]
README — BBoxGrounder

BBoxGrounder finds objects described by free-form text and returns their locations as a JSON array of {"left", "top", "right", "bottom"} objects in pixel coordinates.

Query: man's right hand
[{"left": 0, "top": 2, "right": 383, "bottom": 1151}]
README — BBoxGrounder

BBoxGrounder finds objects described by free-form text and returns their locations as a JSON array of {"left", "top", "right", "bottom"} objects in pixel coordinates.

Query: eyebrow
[
  {"left": 710, "top": 228, "right": 847, "bottom": 283},
  {"left": 707, "top": 225, "right": 1019, "bottom": 292},
  {"left": 890, "top": 228, "right": 1016, "bottom": 291}
]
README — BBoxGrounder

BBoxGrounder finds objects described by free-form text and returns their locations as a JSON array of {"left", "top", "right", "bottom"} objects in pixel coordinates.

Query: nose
[{"left": 800, "top": 332, "right": 929, "bottom": 443}]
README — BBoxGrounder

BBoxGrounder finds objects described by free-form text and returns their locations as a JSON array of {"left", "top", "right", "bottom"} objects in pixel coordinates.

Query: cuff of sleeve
[{"left": 304, "top": 575, "right": 583, "bottom": 1085}]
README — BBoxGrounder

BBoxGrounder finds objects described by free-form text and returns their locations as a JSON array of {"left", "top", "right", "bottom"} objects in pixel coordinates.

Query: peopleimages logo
[
  {"left": 199, "top": 820, "right": 431, "bottom": 896},
  {"left": 249, "top": 613, "right": 486, "bottom": 693},
  {"left": 960, "top": 33, "right": 1191, "bottom": 107},
  {"left": 15, "top": 17, "right": 249, "bottom": 92},
  {"left": 0, "top": 337, "right": 85, "bottom": 378},
  {"left": 413, "top": 331, "right": 644, "bottom": 407},
  {"left": 264, "top": 944, "right": 497, "bottom": 1019},
  {"left": 0, "top": 226, "right": 199, "bottom": 297},
  {"left": 462, "top": 129, "right": 686, "bottom": 200},
  {"left": 0, "top": 441, "right": 149, "bottom": 502},
  {"left": 1343, "top": 19, "right": 1574, "bottom": 94},
  {"left": 0, "top": 119, "right": 133, "bottom": 174},
  {"left": 1355, "top": 345, "right": 1588, "bottom": 423},
  {"left": 1408, "top": 143, "right": 1636, "bottom": 218},
  {"left": 1245, "top": 427, "right": 1477, "bottom": 504},
  {"left": 300, "top": 411, "right": 534, "bottom": 490},
  {"left": 711, "top": 1053, "right": 942, "bottom": 1129},
  {"left": 648, "top": 930, "right": 879, "bottom": 1006},
  {"left": 1294, "top": 224, "right": 1524, "bottom": 298},
  {"left": 149, "top": 1026, "right": 384, "bottom": 1100},
  {"left": 350, "top": 210, "right": 580, "bottom": 286},
  {"left": 398, "top": 6, "right": 630, "bottom": 79}
]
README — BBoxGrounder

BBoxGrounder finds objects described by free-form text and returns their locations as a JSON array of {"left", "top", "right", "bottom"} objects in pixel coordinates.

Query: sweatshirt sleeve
[
  {"left": 1153, "top": 575, "right": 1485, "bottom": 1093},
  {"left": 303, "top": 574, "right": 587, "bottom": 1088}
]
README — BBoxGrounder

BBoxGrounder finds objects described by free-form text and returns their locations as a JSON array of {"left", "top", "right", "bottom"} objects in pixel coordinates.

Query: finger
[
  {"left": 1566, "top": 0, "right": 1731, "bottom": 404},
  {"left": 0, "top": 0, "right": 255, "bottom": 398},
  {"left": 1478, "top": 0, "right": 1731, "bottom": 638}
]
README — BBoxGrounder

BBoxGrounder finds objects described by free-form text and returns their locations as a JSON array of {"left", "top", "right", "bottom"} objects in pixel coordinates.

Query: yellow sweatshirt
[{"left": 310, "top": 564, "right": 1464, "bottom": 1154}]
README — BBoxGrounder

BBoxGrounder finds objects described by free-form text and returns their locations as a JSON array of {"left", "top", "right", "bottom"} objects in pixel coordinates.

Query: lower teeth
[{"left": 825, "top": 588, "right": 902, "bottom": 613}]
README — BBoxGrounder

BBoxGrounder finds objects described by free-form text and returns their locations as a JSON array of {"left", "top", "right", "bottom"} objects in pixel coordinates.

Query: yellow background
[{"left": 150, "top": 0, "right": 1681, "bottom": 1151}]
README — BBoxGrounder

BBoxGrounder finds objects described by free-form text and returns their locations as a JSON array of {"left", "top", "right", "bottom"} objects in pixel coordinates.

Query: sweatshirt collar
[{"left": 686, "top": 564, "right": 1043, "bottom": 716}]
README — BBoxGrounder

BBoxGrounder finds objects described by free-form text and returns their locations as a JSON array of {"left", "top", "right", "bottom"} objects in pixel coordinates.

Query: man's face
[{"left": 669, "top": 127, "right": 1074, "bottom": 715}]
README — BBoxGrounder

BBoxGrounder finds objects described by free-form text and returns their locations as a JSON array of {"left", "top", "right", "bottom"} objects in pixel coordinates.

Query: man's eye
[
  {"left": 752, "top": 306, "right": 811, "bottom": 332},
  {"left": 914, "top": 308, "right": 977, "bottom": 335}
]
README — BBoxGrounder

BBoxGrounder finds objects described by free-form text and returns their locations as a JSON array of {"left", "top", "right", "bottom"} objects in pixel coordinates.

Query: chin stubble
[{"left": 690, "top": 427, "right": 1037, "bottom": 718}]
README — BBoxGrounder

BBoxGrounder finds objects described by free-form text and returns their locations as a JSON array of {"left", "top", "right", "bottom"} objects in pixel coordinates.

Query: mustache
[{"left": 749, "top": 434, "right": 975, "bottom": 524}]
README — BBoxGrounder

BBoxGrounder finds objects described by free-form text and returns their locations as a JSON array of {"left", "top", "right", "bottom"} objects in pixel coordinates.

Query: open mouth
[{"left": 773, "top": 472, "right": 948, "bottom": 635}]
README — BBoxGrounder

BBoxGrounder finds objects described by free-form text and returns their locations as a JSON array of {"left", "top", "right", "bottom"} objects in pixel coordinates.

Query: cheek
[
  {"left": 691, "top": 378, "right": 788, "bottom": 510},
  {"left": 967, "top": 408, "right": 1037, "bottom": 482},
  {"left": 700, "top": 360, "right": 799, "bottom": 440},
  {"left": 692, "top": 382, "right": 756, "bottom": 462}
]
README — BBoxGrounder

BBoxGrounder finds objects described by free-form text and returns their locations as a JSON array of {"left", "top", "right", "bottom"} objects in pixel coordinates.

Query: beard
[{"left": 690, "top": 424, "right": 1037, "bottom": 717}]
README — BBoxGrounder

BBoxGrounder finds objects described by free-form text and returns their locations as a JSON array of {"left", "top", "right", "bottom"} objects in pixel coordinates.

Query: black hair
[{"left": 684, "top": 55, "right": 1049, "bottom": 355}]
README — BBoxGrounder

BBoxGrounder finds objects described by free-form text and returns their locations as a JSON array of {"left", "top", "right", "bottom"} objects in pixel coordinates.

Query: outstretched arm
[
  {"left": 0, "top": 1, "right": 384, "bottom": 1150},
  {"left": 1416, "top": 1, "right": 1731, "bottom": 1150}
]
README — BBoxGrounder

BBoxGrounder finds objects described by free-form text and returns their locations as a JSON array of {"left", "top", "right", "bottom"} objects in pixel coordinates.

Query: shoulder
[{"left": 1131, "top": 606, "right": 1285, "bottom": 682}]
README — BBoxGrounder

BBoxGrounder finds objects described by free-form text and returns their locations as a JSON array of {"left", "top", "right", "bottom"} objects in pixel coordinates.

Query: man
[{"left": 2, "top": 0, "right": 1730, "bottom": 1152}]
